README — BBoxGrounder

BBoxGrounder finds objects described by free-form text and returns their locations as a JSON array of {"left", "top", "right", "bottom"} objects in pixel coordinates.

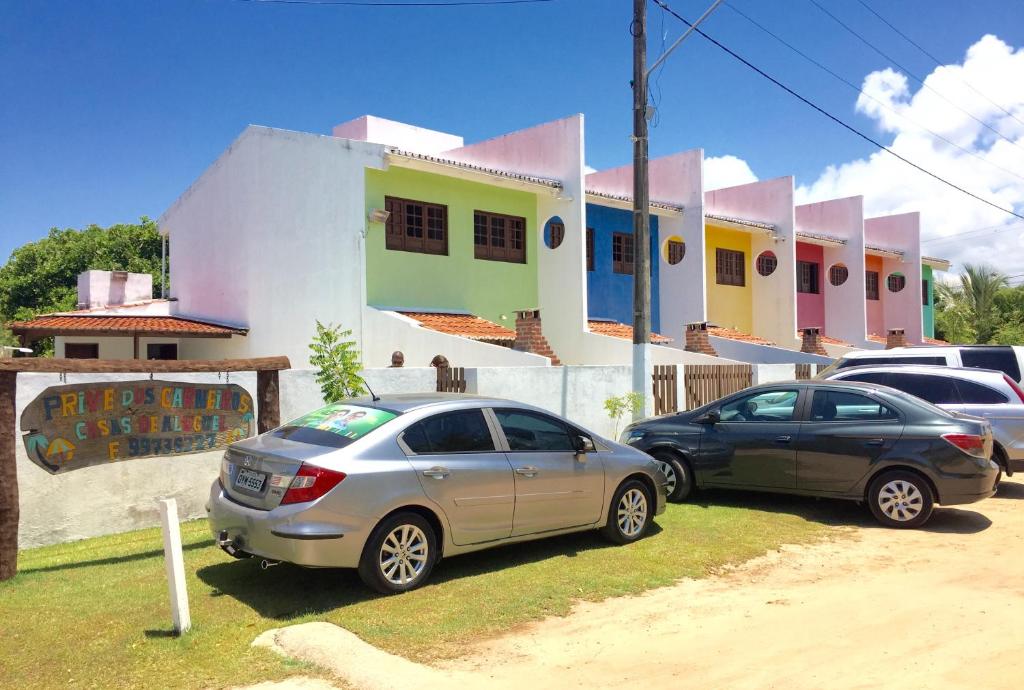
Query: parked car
[
  {"left": 822, "top": 345, "right": 1024, "bottom": 383},
  {"left": 621, "top": 380, "right": 998, "bottom": 528},
  {"left": 823, "top": 364, "right": 1024, "bottom": 478},
  {"left": 209, "top": 394, "right": 667, "bottom": 593}
]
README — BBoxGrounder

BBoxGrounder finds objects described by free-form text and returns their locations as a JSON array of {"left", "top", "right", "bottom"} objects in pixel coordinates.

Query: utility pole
[
  {"left": 631, "top": 0, "right": 652, "bottom": 419},
  {"left": 631, "top": 0, "right": 723, "bottom": 419}
]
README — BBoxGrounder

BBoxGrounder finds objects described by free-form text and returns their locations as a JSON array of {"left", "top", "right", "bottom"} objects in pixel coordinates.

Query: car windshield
[{"left": 273, "top": 403, "right": 399, "bottom": 448}]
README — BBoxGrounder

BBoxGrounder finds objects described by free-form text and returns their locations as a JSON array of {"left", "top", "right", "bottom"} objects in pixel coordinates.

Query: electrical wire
[
  {"left": 650, "top": 0, "right": 1024, "bottom": 222},
  {"left": 805, "top": 0, "right": 1024, "bottom": 153},
  {"left": 921, "top": 219, "right": 1024, "bottom": 245},
  {"left": 855, "top": 0, "right": 1024, "bottom": 130},
  {"left": 722, "top": 1, "right": 1024, "bottom": 183}
]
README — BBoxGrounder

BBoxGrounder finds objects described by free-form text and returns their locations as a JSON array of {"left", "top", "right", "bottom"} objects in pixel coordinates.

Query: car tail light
[
  {"left": 941, "top": 433, "right": 987, "bottom": 459},
  {"left": 1003, "top": 374, "right": 1024, "bottom": 404},
  {"left": 280, "top": 463, "right": 347, "bottom": 505}
]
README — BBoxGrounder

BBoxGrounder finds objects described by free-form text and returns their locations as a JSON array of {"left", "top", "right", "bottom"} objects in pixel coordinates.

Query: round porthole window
[
  {"left": 544, "top": 217, "right": 565, "bottom": 249},
  {"left": 829, "top": 263, "right": 849, "bottom": 286},
  {"left": 663, "top": 236, "right": 685, "bottom": 265},
  {"left": 756, "top": 250, "right": 777, "bottom": 276},
  {"left": 887, "top": 272, "right": 907, "bottom": 293}
]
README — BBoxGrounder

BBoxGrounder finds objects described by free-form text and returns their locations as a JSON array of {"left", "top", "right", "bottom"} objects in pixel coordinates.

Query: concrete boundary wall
[{"left": 19, "top": 363, "right": 825, "bottom": 548}]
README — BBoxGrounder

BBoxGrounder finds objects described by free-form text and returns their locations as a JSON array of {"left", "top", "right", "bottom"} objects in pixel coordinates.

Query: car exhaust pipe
[{"left": 260, "top": 559, "right": 280, "bottom": 570}]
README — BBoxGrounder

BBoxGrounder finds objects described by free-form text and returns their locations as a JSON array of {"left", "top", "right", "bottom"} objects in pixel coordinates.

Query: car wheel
[
  {"left": 650, "top": 449, "right": 693, "bottom": 502},
  {"left": 993, "top": 445, "right": 1008, "bottom": 487},
  {"left": 358, "top": 512, "right": 438, "bottom": 594},
  {"left": 601, "top": 479, "right": 653, "bottom": 544},
  {"left": 867, "top": 471, "right": 934, "bottom": 529}
]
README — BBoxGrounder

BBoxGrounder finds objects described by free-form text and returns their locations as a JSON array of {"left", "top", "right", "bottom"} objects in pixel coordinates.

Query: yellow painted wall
[{"left": 705, "top": 225, "right": 752, "bottom": 333}]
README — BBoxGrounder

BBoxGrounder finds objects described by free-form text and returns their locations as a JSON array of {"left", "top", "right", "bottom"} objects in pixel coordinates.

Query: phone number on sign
[{"left": 109, "top": 433, "right": 226, "bottom": 459}]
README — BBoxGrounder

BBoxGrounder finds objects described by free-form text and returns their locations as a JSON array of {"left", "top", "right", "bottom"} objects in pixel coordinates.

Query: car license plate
[{"left": 235, "top": 467, "right": 266, "bottom": 493}]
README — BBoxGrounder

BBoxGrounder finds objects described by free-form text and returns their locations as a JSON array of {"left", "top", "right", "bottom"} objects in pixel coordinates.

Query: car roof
[
  {"left": 842, "top": 347, "right": 956, "bottom": 358},
  {"left": 752, "top": 379, "right": 891, "bottom": 392},
  {"left": 346, "top": 392, "right": 530, "bottom": 413},
  {"left": 830, "top": 363, "right": 1007, "bottom": 380}
]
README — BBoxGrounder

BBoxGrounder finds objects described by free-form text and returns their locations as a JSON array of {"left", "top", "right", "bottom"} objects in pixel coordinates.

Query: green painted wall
[
  {"left": 922, "top": 264, "right": 934, "bottom": 338},
  {"left": 365, "top": 166, "right": 538, "bottom": 325}
]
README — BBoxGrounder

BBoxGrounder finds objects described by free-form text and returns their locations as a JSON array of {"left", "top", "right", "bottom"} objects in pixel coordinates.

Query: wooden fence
[
  {"left": 652, "top": 364, "right": 678, "bottom": 415},
  {"left": 436, "top": 366, "right": 467, "bottom": 393},
  {"left": 795, "top": 363, "right": 813, "bottom": 380},
  {"left": 683, "top": 364, "right": 753, "bottom": 410}
]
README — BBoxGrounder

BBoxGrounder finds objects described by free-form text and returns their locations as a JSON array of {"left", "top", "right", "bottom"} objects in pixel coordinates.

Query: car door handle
[
  {"left": 866, "top": 438, "right": 885, "bottom": 446},
  {"left": 774, "top": 435, "right": 792, "bottom": 443},
  {"left": 515, "top": 466, "right": 540, "bottom": 477},
  {"left": 422, "top": 467, "right": 450, "bottom": 479}
]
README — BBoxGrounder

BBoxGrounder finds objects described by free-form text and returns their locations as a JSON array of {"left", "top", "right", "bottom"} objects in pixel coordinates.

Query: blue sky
[{"left": 2, "top": 0, "right": 1023, "bottom": 263}]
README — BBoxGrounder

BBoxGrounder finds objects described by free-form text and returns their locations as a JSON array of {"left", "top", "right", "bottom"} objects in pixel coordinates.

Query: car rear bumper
[
  {"left": 934, "top": 464, "right": 1000, "bottom": 506},
  {"left": 206, "top": 481, "right": 371, "bottom": 568}
]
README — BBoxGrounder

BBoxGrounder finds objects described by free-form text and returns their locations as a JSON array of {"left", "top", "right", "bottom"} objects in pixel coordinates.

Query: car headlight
[{"left": 620, "top": 430, "right": 645, "bottom": 445}]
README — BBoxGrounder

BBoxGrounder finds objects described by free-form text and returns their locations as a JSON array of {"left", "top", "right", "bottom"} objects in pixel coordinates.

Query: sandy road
[{"left": 252, "top": 477, "right": 1024, "bottom": 690}]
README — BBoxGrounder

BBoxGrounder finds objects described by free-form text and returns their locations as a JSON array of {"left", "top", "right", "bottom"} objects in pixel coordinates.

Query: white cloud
[
  {"left": 704, "top": 154, "right": 758, "bottom": 189},
  {"left": 796, "top": 34, "right": 1024, "bottom": 275}
]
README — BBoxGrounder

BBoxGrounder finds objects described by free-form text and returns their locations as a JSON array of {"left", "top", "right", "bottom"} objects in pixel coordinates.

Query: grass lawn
[{"left": 0, "top": 494, "right": 845, "bottom": 689}]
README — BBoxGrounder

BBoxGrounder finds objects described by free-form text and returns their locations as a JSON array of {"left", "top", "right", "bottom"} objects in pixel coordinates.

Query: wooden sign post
[{"left": 0, "top": 356, "right": 290, "bottom": 582}]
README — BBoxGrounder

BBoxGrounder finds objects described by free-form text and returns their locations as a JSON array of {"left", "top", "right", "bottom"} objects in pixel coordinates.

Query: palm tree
[{"left": 935, "top": 263, "right": 1008, "bottom": 344}]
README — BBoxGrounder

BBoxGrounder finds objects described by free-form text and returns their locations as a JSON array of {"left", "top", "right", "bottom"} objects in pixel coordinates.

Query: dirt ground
[{"left": 249, "top": 476, "right": 1024, "bottom": 690}]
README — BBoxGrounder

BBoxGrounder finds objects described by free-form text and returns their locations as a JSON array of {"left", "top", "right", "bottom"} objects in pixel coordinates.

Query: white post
[{"left": 159, "top": 498, "right": 191, "bottom": 635}]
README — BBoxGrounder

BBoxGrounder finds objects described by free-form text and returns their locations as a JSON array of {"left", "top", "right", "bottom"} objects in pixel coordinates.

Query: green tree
[
  {"left": 604, "top": 392, "right": 643, "bottom": 439},
  {"left": 308, "top": 321, "right": 365, "bottom": 403},
  {"left": 934, "top": 263, "right": 1008, "bottom": 344},
  {"left": 0, "top": 218, "right": 165, "bottom": 353}
]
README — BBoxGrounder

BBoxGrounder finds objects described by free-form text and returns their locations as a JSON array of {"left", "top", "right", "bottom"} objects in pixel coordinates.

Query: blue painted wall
[{"left": 585, "top": 203, "right": 660, "bottom": 333}]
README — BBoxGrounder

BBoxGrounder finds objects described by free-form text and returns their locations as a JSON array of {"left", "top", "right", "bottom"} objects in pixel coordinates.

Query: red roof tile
[
  {"left": 922, "top": 337, "right": 950, "bottom": 345},
  {"left": 587, "top": 320, "right": 672, "bottom": 344},
  {"left": 866, "top": 334, "right": 886, "bottom": 344},
  {"left": 9, "top": 315, "right": 246, "bottom": 337},
  {"left": 709, "top": 327, "right": 775, "bottom": 346},
  {"left": 399, "top": 312, "right": 516, "bottom": 342}
]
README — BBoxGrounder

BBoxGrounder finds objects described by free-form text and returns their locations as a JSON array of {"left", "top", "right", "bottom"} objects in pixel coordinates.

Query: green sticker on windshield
[{"left": 286, "top": 404, "right": 396, "bottom": 440}]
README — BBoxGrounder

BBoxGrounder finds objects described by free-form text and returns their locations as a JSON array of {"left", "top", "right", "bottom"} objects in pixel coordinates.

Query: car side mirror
[
  {"left": 574, "top": 434, "right": 596, "bottom": 455},
  {"left": 697, "top": 409, "right": 720, "bottom": 425}
]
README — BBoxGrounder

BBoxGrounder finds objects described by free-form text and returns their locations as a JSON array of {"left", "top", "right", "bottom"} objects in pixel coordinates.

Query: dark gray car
[
  {"left": 621, "top": 380, "right": 998, "bottom": 528},
  {"left": 209, "top": 394, "right": 667, "bottom": 593}
]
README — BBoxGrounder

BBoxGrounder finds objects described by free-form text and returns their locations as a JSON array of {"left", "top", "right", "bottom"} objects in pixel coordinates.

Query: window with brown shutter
[
  {"left": 716, "top": 248, "right": 745, "bottom": 286},
  {"left": 474, "top": 210, "right": 526, "bottom": 263},
  {"left": 866, "top": 271, "right": 880, "bottom": 300},
  {"left": 65, "top": 343, "right": 99, "bottom": 359},
  {"left": 797, "top": 261, "right": 820, "bottom": 294},
  {"left": 547, "top": 222, "right": 564, "bottom": 249},
  {"left": 586, "top": 228, "right": 595, "bottom": 271},
  {"left": 667, "top": 239, "right": 685, "bottom": 265},
  {"left": 384, "top": 196, "right": 448, "bottom": 255},
  {"left": 612, "top": 232, "right": 634, "bottom": 275}
]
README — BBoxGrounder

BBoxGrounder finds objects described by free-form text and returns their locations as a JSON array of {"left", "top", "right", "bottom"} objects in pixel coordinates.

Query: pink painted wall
[
  {"left": 794, "top": 196, "right": 867, "bottom": 345},
  {"left": 795, "top": 242, "right": 825, "bottom": 330},
  {"left": 865, "top": 255, "right": 884, "bottom": 337},
  {"left": 865, "top": 212, "right": 923, "bottom": 343}
]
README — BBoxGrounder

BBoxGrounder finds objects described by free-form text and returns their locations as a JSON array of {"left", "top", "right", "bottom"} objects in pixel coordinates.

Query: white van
[{"left": 823, "top": 346, "right": 1024, "bottom": 384}]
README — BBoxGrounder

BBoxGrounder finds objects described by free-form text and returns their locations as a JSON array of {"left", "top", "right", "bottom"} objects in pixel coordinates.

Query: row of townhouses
[{"left": 11, "top": 114, "right": 949, "bottom": 368}]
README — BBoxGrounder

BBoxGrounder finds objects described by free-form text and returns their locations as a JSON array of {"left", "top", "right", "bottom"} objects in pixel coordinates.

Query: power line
[
  {"left": 855, "top": 0, "right": 1024, "bottom": 130},
  {"left": 722, "top": 1, "right": 1024, "bottom": 183},
  {"left": 650, "top": 0, "right": 1024, "bottom": 222},
  {"left": 921, "top": 219, "right": 1024, "bottom": 245},
  {"left": 226, "top": 0, "right": 555, "bottom": 6},
  {"left": 805, "top": 0, "right": 1024, "bottom": 153}
]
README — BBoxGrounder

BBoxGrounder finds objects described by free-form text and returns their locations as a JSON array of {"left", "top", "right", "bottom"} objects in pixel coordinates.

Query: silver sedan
[{"left": 208, "top": 393, "right": 667, "bottom": 593}]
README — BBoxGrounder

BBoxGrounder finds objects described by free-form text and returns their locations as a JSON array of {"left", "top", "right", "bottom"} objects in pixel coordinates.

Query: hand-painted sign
[{"left": 20, "top": 380, "right": 254, "bottom": 474}]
